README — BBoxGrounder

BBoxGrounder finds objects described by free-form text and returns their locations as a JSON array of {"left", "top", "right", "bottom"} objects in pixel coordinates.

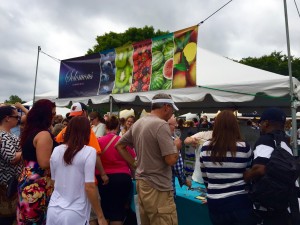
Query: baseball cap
[
  {"left": 69, "top": 102, "right": 88, "bottom": 117},
  {"left": 259, "top": 107, "right": 286, "bottom": 124},
  {"left": 151, "top": 98, "right": 179, "bottom": 111}
]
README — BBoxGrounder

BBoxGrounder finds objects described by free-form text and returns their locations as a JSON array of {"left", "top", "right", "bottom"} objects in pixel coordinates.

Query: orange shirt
[{"left": 55, "top": 127, "right": 101, "bottom": 154}]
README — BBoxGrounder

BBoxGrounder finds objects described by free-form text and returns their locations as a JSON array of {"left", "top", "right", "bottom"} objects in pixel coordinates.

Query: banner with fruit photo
[
  {"left": 112, "top": 46, "right": 133, "bottom": 94},
  {"left": 173, "top": 26, "right": 198, "bottom": 88},
  {"left": 97, "top": 50, "right": 116, "bottom": 95},
  {"left": 58, "top": 25, "right": 198, "bottom": 98},
  {"left": 58, "top": 54, "right": 101, "bottom": 98},
  {"left": 150, "top": 33, "right": 174, "bottom": 91}
]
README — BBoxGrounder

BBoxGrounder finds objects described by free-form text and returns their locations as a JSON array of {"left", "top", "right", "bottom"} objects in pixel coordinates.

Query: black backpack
[{"left": 249, "top": 135, "right": 300, "bottom": 212}]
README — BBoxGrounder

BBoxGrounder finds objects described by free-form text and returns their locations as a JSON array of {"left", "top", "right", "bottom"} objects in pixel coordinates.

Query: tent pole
[
  {"left": 33, "top": 46, "right": 41, "bottom": 104},
  {"left": 109, "top": 95, "right": 113, "bottom": 116},
  {"left": 283, "top": 0, "right": 298, "bottom": 156}
]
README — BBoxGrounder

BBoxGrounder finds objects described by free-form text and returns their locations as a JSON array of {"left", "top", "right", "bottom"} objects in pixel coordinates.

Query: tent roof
[{"left": 35, "top": 47, "right": 299, "bottom": 113}]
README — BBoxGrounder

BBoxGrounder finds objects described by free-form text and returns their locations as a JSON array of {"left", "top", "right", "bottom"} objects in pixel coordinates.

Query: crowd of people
[{"left": 0, "top": 94, "right": 300, "bottom": 225}]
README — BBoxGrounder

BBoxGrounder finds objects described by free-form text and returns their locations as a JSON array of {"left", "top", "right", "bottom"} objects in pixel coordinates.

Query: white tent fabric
[{"left": 34, "top": 47, "right": 299, "bottom": 112}]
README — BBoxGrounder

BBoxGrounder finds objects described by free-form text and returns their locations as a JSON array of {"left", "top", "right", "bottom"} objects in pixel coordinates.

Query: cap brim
[
  {"left": 172, "top": 103, "right": 179, "bottom": 111},
  {"left": 69, "top": 111, "right": 83, "bottom": 117}
]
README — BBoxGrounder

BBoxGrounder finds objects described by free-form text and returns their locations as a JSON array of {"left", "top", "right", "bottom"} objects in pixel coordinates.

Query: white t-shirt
[
  {"left": 48, "top": 144, "right": 96, "bottom": 222},
  {"left": 92, "top": 123, "right": 106, "bottom": 138}
]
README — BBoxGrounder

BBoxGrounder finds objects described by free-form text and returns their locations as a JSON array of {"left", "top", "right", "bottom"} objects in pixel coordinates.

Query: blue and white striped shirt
[{"left": 200, "top": 141, "right": 252, "bottom": 213}]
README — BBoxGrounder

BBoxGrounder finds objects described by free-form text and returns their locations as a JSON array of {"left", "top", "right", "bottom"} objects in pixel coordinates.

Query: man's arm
[
  {"left": 243, "top": 164, "right": 266, "bottom": 183},
  {"left": 115, "top": 142, "right": 137, "bottom": 170},
  {"left": 164, "top": 138, "right": 181, "bottom": 166}
]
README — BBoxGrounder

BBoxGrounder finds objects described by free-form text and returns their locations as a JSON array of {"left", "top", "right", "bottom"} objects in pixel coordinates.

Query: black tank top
[{"left": 22, "top": 130, "right": 57, "bottom": 161}]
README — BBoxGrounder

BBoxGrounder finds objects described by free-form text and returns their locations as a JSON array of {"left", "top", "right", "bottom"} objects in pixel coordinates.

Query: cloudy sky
[{"left": 1, "top": 0, "right": 299, "bottom": 102}]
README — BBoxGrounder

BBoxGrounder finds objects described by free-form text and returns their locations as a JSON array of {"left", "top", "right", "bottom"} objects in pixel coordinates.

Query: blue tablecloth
[
  {"left": 175, "top": 179, "right": 212, "bottom": 225},
  {"left": 131, "top": 179, "right": 212, "bottom": 225}
]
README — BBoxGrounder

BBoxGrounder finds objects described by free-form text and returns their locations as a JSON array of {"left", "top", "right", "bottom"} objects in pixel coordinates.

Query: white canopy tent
[{"left": 38, "top": 47, "right": 299, "bottom": 114}]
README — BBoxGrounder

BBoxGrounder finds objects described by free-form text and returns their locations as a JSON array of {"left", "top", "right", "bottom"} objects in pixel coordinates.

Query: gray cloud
[{"left": 1, "top": 0, "right": 299, "bottom": 102}]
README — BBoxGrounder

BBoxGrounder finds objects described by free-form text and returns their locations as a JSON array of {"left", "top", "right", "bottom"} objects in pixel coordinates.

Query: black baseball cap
[{"left": 259, "top": 107, "right": 286, "bottom": 124}]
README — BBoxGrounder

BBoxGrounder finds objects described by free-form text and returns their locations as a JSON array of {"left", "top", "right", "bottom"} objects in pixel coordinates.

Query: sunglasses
[{"left": 90, "top": 118, "right": 95, "bottom": 121}]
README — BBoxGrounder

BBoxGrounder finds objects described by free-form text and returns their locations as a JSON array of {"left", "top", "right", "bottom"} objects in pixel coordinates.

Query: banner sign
[{"left": 58, "top": 25, "right": 198, "bottom": 98}]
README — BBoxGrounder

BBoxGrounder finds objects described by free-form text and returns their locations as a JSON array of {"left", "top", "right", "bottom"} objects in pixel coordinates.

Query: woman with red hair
[{"left": 17, "top": 99, "right": 57, "bottom": 225}]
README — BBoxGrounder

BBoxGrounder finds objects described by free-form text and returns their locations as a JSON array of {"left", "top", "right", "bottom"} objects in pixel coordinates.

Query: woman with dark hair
[
  {"left": 17, "top": 99, "right": 56, "bottom": 225},
  {"left": 200, "top": 110, "right": 256, "bottom": 225},
  {"left": 0, "top": 106, "right": 23, "bottom": 225},
  {"left": 98, "top": 115, "right": 135, "bottom": 225},
  {"left": 119, "top": 115, "right": 135, "bottom": 137},
  {"left": 47, "top": 117, "right": 107, "bottom": 225}
]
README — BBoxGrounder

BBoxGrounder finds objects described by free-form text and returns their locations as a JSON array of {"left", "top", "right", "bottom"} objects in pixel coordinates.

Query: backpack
[{"left": 249, "top": 134, "right": 300, "bottom": 212}]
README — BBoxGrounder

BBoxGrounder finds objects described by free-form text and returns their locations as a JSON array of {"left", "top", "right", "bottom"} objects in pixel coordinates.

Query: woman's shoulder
[{"left": 84, "top": 145, "right": 97, "bottom": 155}]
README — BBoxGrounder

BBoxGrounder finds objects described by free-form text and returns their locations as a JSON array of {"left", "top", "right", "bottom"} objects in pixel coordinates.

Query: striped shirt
[
  {"left": 200, "top": 141, "right": 252, "bottom": 213},
  {"left": 0, "top": 130, "right": 22, "bottom": 185}
]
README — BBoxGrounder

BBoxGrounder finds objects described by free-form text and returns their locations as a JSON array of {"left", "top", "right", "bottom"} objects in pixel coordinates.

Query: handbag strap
[{"left": 102, "top": 135, "right": 117, "bottom": 154}]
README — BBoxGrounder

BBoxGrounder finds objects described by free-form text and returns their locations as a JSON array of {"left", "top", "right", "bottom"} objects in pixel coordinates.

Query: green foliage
[
  {"left": 4, "top": 95, "right": 23, "bottom": 104},
  {"left": 87, "top": 26, "right": 169, "bottom": 54},
  {"left": 238, "top": 51, "right": 300, "bottom": 80}
]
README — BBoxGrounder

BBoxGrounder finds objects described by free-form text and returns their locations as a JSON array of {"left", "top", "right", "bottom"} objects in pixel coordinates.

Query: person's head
[
  {"left": 202, "top": 115, "right": 208, "bottom": 122},
  {"left": 52, "top": 123, "right": 64, "bottom": 137},
  {"left": 20, "top": 99, "right": 56, "bottom": 147},
  {"left": 184, "top": 120, "right": 194, "bottom": 127},
  {"left": 61, "top": 118, "right": 69, "bottom": 127},
  {"left": 63, "top": 116, "right": 91, "bottom": 165},
  {"left": 69, "top": 102, "right": 88, "bottom": 118},
  {"left": 168, "top": 115, "right": 177, "bottom": 133},
  {"left": 177, "top": 118, "right": 184, "bottom": 128},
  {"left": 52, "top": 114, "right": 63, "bottom": 126},
  {"left": 209, "top": 110, "right": 242, "bottom": 164},
  {"left": 284, "top": 119, "right": 292, "bottom": 130},
  {"left": 89, "top": 111, "right": 103, "bottom": 126},
  {"left": 124, "top": 115, "right": 135, "bottom": 131},
  {"left": 0, "top": 105, "right": 19, "bottom": 129},
  {"left": 103, "top": 114, "right": 109, "bottom": 121},
  {"left": 105, "top": 115, "right": 119, "bottom": 132},
  {"left": 259, "top": 107, "right": 286, "bottom": 134},
  {"left": 246, "top": 120, "right": 253, "bottom": 126},
  {"left": 151, "top": 93, "right": 179, "bottom": 121}
]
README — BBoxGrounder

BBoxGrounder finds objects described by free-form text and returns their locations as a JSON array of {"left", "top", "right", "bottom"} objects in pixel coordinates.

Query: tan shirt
[{"left": 118, "top": 115, "right": 178, "bottom": 191}]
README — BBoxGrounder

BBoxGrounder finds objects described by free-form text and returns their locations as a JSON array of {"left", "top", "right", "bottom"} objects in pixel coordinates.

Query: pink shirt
[{"left": 98, "top": 133, "right": 136, "bottom": 176}]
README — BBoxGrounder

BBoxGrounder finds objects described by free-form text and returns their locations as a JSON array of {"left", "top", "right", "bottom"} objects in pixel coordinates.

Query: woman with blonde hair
[
  {"left": 119, "top": 116, "right": 135, "bottom": 137},
  {"left": 200, "top": 110, "right": 256, "bottom": 225}
]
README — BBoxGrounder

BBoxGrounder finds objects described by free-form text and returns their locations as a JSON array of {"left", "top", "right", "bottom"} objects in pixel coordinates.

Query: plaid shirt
[{"left": 172, "top": 152, "right": 186, "bottom": 196}]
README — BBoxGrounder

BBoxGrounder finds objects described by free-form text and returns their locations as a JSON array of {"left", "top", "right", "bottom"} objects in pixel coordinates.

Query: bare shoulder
[{"left": 34, "top": 131, "right": 52, "bottom": 141}]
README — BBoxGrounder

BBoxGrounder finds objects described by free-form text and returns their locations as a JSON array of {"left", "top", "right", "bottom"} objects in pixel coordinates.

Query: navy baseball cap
[{"left": 259, "top": 107, "right": 286, "bottom": 123}]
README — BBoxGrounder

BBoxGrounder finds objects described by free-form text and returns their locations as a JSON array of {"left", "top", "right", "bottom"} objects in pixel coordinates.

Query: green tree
[
  {"left": 4, "top": 95, "right": 23, "bottom": 104},
  {"left": 238, "top": 51, "right": 300, "bottom": 80},
  {"left": 87, "top": 26, "right": 168, "bottom": 54}
]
